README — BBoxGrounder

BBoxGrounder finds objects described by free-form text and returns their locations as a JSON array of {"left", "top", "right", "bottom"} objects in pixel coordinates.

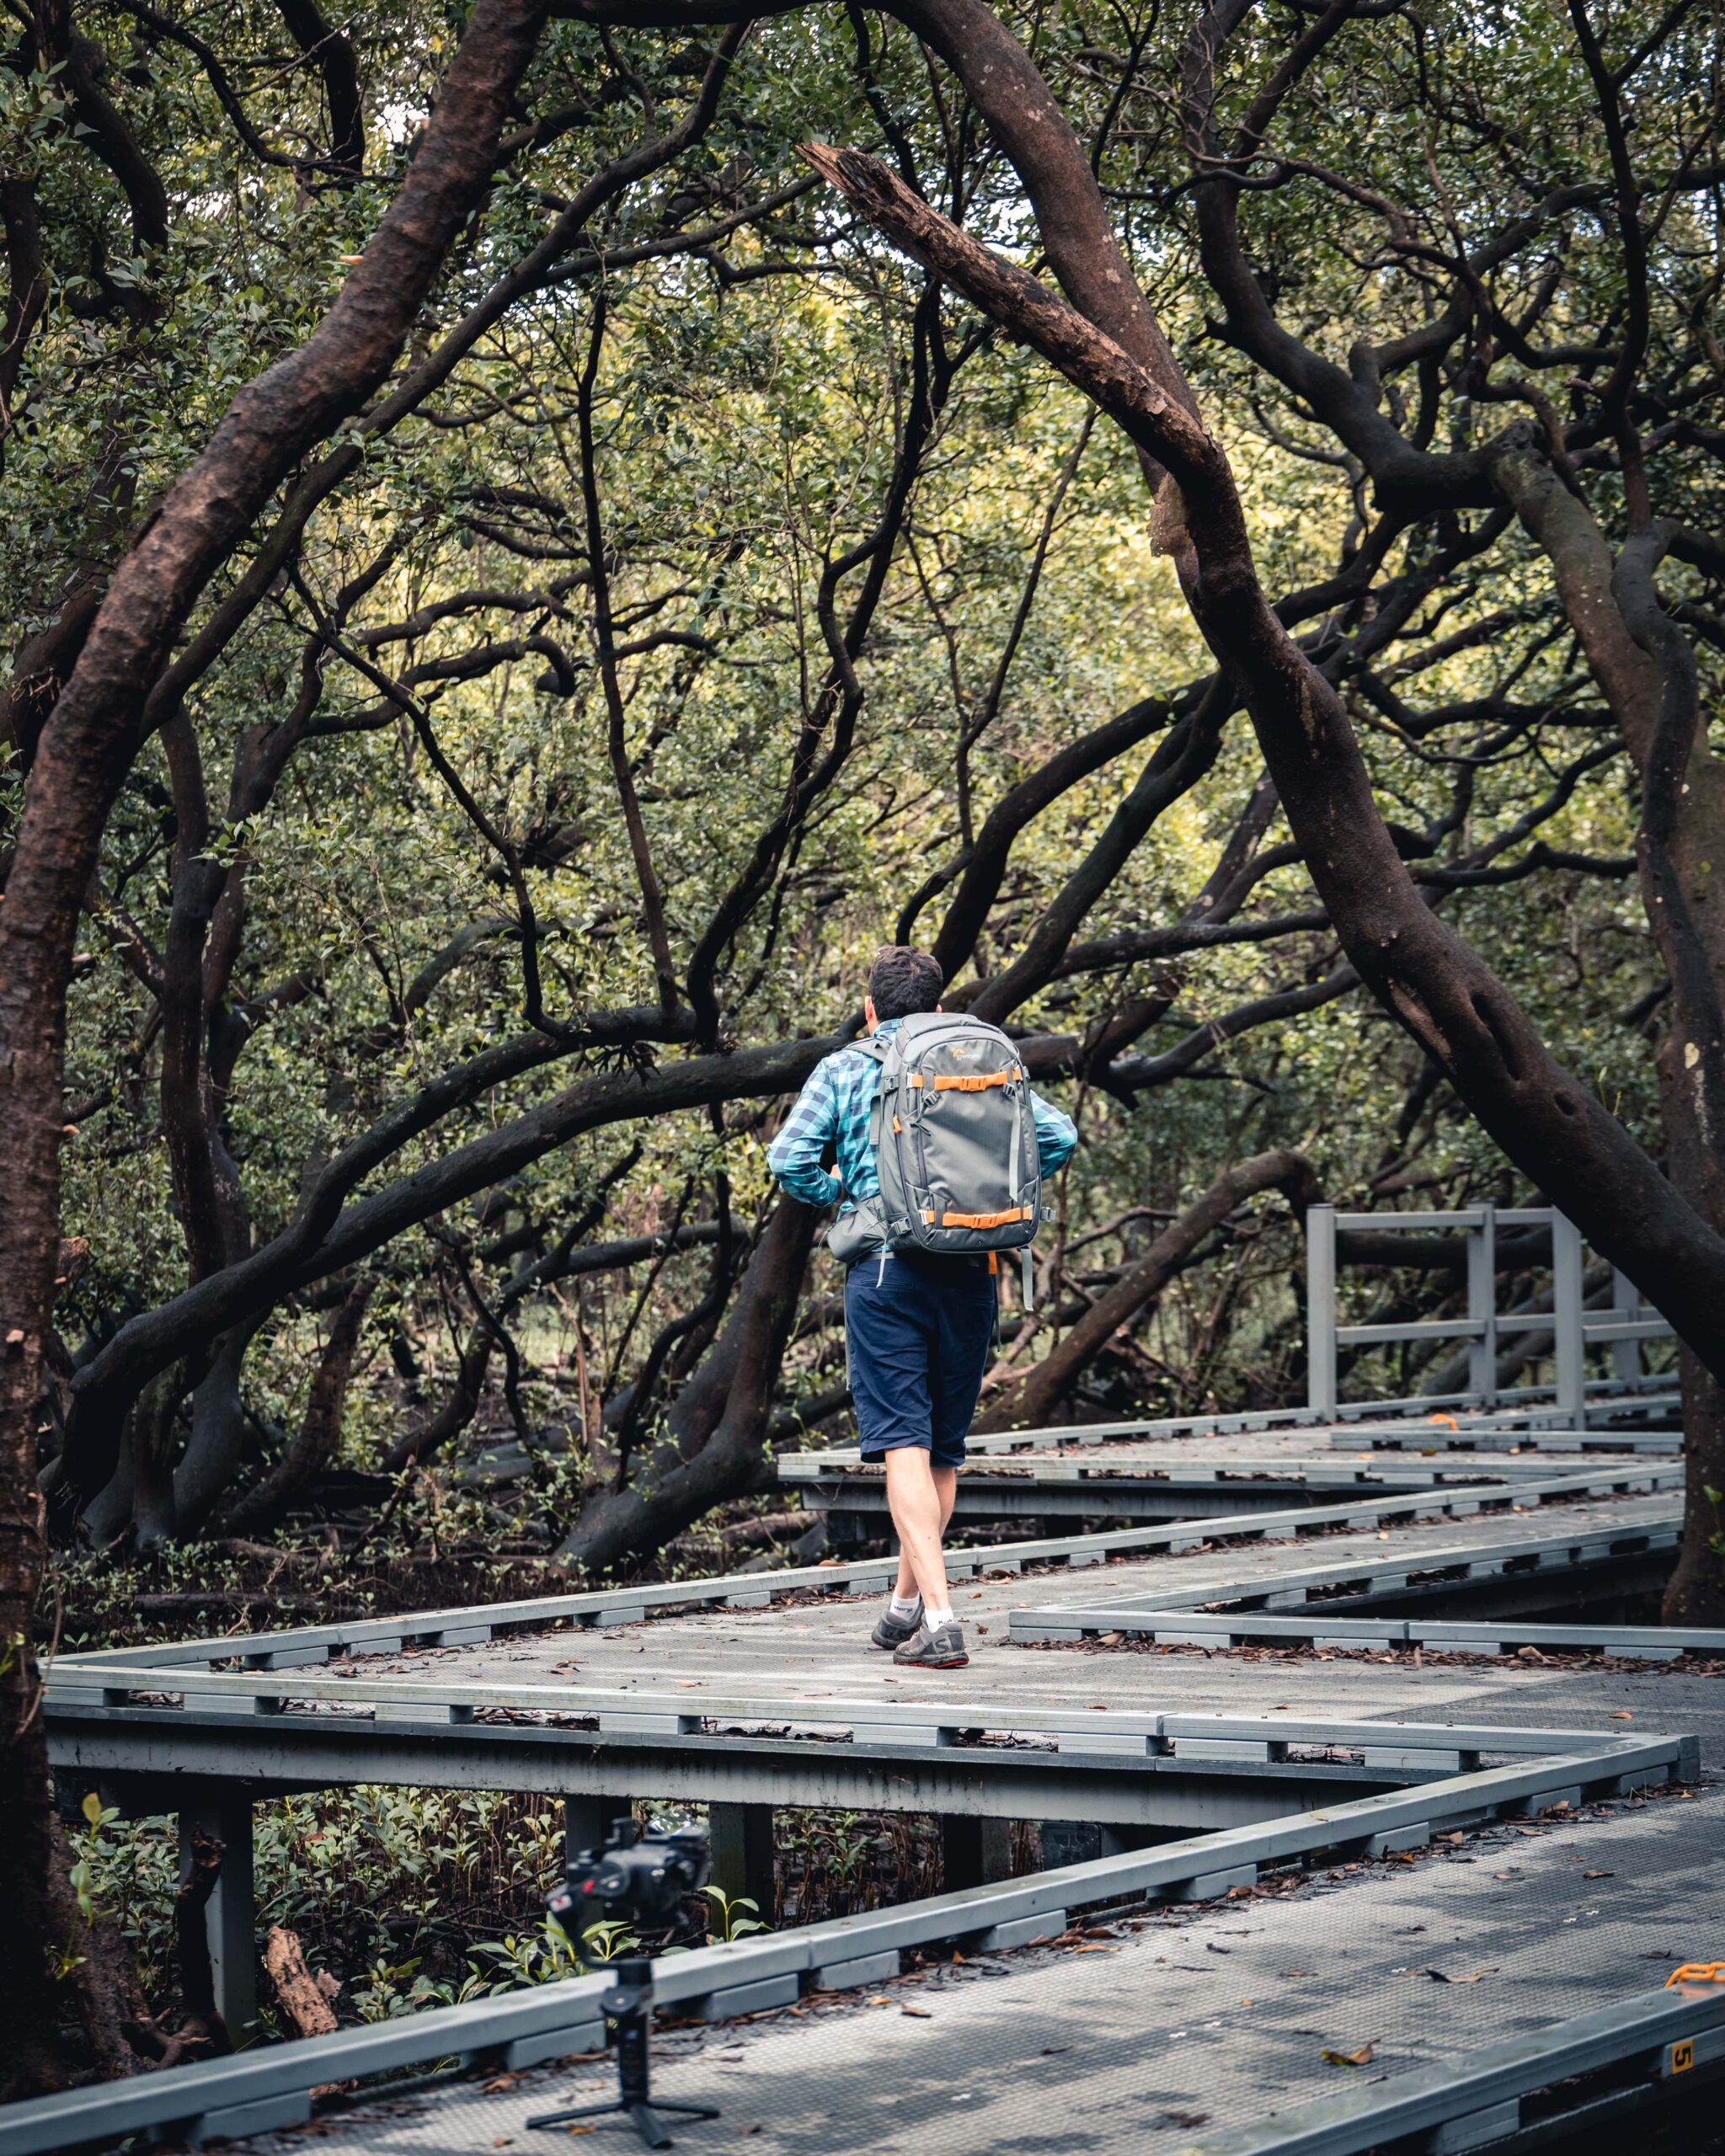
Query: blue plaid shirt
[{"left": 766, "top": 1017, "right": 1078, "bottom": 1212}]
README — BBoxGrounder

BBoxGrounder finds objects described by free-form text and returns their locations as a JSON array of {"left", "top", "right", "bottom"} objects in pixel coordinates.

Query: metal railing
[
  {"left": 1305, "top": 1203, "right": 1675, "bottom": 1419},
  {"left": 1, "top": 1714, "right": 1693, "bottom": 2155}
]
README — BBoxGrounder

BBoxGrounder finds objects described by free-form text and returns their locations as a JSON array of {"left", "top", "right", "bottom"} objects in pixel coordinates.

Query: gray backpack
[{"left": 826, "top": 1011, "right": 1043, "bottom": 1285}]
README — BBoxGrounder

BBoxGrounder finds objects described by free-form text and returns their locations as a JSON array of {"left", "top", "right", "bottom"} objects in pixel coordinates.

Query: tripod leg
[
  {"left": 625, "top": 2102, "right": 676, "bottom": 2148},
  {"left": 526, "top": 2097, "right": 628, "bottom": 2130},
  {"left": 647, "top": 2102, "right": 722, "bottom": 2120}
]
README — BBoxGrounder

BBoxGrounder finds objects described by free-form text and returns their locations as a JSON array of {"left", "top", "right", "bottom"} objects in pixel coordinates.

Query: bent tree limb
[
  {"left": 798, "top": 140, "right": 1725, "bottom": 1385},
  {"left": 556, "top": 1198, "right": 820, "bottom": 1571},
  {"left": 978, "top": 1149, "right": 1322, "bottom": 1431}
]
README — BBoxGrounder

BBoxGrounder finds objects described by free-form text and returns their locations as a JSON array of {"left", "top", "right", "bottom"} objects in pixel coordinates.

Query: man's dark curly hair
[{"left": 868, "top": 944, "right": 943, "bottom": 1022}]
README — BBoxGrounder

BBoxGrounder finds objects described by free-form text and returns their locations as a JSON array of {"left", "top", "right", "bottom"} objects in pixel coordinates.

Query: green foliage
[{"left": 8, "top": 0, "right": 1704, "bottom": 1539}]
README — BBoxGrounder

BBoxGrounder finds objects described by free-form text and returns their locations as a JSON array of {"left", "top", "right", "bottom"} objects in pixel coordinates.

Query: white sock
[
  {"left": 889, "top": 1593, "right": 920, "bottom": 1618},
  {"left": 924, "top": 1605, "right": 954, "bottom": 1630}
]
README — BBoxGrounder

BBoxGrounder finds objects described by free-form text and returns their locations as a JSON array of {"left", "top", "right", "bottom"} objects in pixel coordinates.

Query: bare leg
[{"left": 886, "top": 1452, "right": 956, "bottom": 1610}]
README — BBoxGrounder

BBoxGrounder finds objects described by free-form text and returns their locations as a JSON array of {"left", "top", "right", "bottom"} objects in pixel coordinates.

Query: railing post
[
  {"left": 1306, "top": 1203, "right": 1338, "bottom": 1419},
  {"left": 179, "top": 1784, "right": 256, "bottom": 2041},
  {"left": 1610, "top": 1267, "right": 1641, "bottom": 1386},
  {"left": 1466, "top": 1203, "right": 1498, "bottom": 1406},
  {"left": 1551, "top": 1209, "right": 1586, "bottom": 1418}
]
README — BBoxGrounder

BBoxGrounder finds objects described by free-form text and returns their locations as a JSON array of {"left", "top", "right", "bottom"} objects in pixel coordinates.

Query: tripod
[{"left": 526, "top": 1957, "right": 720, "bottom": 2150}]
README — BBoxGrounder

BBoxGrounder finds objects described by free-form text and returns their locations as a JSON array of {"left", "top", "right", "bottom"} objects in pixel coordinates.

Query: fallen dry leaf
[
  {"left": 1322, "top": 2044, "right": 1375, "bottom": 2068},
  {"left": 1427, "top": 1968, "right": 1490, "bottom": 1983},
  {"left": 1163, "top": 2113, "right": 1210, "bottom": 2129},
  {"left": 1583, "top": 1870, "right": 1614, "bottom": 1880},
  {"left": 1072, "top": 1943, "right": 1119, "bottom": 1954},
  {"left": 901, "top": 2005, "right": 933, "bottom": 2018},
  {"left": 1610, "top": 1710, "right": 1635, "bottom": 1720}
]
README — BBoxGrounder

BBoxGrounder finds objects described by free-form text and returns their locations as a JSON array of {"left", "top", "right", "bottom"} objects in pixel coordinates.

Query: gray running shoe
[
  {"left": 871, "top": 1598, "right": 922, "bottom": 1651},
  {"left": 892, "top": 1618, "right": 969, "bottom": 1668}
]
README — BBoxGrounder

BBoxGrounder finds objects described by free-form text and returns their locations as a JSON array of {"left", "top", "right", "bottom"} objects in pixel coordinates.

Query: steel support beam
[
  {"left": 179, "top": 1783, "right": 257, "bottom": 2041},
  {"left": 564, "top": 1792, "right": 633, "bottom": 1866},
  {"left": 1551, "top": 1209, "right": 1587, "bottom": 1418},
  {"left": 1466, "top": 1202, "right": 1498, "bottom": 1405},
  {"left": 708, "top": 1801, "right": 777, "bottom": 1919},
  {"left": 49, "top": 1710, "right": 1397, "bottom": 1830},
  {"left": 940, "top": 1814, "right": 1014, "bottom": 1892},
  {"left": 1306, "top": 1203, "right": 1338, "bottom": 1418}
]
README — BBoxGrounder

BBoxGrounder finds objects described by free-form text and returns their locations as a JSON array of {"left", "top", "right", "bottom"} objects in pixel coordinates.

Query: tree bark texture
[{"left": 0, "top": 0, "right": 550, "bottom": 2089}]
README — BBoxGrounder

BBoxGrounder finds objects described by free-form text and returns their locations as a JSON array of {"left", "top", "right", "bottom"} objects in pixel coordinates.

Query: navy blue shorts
[{"left": 845, "top": 1251, "right": 996, "bottom": 1468}]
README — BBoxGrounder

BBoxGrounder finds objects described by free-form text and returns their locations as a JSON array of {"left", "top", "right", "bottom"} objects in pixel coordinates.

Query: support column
[
  {"left": 179, "top": 1785, "right": 256, "bottom": 2041},
  {"left": 940, "top": 1815, "right": 1013, "bottom": 1892},
  {"left": 1551, "top": 1210, "right": 1586, "bottom": 1418},
  {"left": 708, "top": 1801, "right": 776, "bottom": 1920},
  {"left": 1466, "top": 1203, "right": 1498, "bottom": 1405},
  {"left": 564, "top": 1793, "right": 632, "bottom": 1868},
  {"left": 1306, "top": 1203, "right": 1338, "bottom": 1418},
  {"left": 1610, "top": 1267, "right": 1642, "bottom": 1387},
  {"left": 1038, "top": 1819, "right": 1102, "bottom": 1868}
]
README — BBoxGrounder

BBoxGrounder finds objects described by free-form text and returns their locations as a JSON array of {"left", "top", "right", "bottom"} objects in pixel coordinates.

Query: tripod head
[{"left": 547, "top": 1817, "right": 713, "bottom": 1967}]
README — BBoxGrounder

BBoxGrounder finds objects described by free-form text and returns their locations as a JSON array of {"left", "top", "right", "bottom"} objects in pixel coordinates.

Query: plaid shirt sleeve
[
  {"left": 1031, "top": 1088, "right": 1079, "bottom": 1177},
  {"left": 766, "top": 1059, "right": 845, "bottom": 1209}
]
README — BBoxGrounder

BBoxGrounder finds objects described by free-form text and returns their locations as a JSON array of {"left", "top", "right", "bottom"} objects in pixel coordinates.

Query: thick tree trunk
[
  {"left": 557, "top": 1200, "right": 819, "bottom": 1571},
  {"left": 0, "top": 0, "right": 549, "bottom": 2088},
  {"left": 978, "top": 1150, "right": 1321, "bottom": 1431}
]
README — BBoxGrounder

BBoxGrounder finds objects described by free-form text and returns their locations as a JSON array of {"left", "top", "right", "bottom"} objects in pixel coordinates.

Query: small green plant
[
  {"left": 52, "top": 1790, "right": 119, "bottom": 1982},
  {"left": 701, "top": 1886, "right": 769, "bottom": 1944},
  {"left": 351, "top": 1953, "right": 454, "bottom": 2022}
]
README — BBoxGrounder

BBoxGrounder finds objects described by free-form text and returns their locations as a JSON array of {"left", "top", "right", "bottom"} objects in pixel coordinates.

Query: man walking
[{"left": 768, "top": 947, "right": 1077, "bottom": 1666}]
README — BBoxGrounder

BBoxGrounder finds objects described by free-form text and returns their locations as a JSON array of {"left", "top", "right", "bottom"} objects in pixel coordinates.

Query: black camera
[
  {"left": 548, "top": 1817, "right": 712, "bottom": 1951},
  {"left": 531, "top": 1819, "right": 721, "bottom": 2148}
]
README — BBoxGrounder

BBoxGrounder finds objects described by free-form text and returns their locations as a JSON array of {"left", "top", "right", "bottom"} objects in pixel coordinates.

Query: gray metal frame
[
  {"left": 1305, "top": 1203, "right": 1676, "bottom": 1419},
  {"left": 858, "top": 1390, "right": 1680, "bottom": 1460},
  {"left": 1331, "top": 1420, "right": 1680, "bottom": 1453},
  {"left": 782, "top": 1451, "right": 1680, "bottom": 1529},
  {"left": 4, "top": 1716, "right": 1691, "bottom": 2155},
  {"left": 782, "top": 1448, "right": 1659, "bottom": 1482},
  {"left": 54, "top": 1466, "right": 1681, "bottom": 1677},
  {"left": 1185, "top": 1981, "right": 1725, "bottom": 2155},
  {"left": 1009, "top": 1514, "right": 1714, "bottom": 1657}
]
